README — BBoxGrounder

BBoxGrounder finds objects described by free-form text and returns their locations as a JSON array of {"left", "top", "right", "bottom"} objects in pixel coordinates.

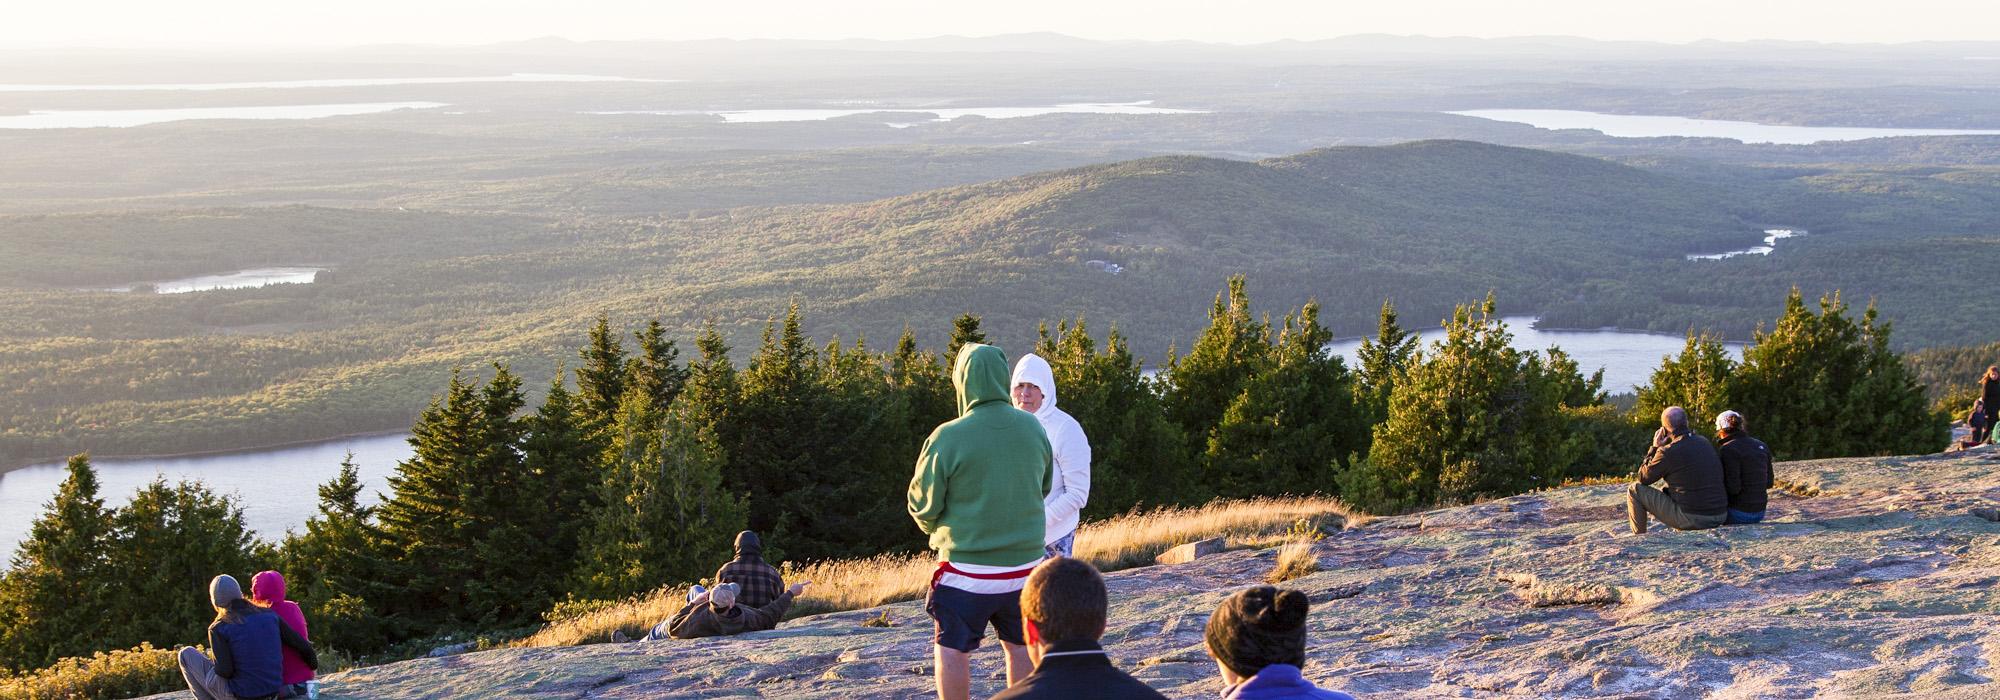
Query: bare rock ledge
[{"left": 140, "top": 448, "right": 2000, "bottom": 698}]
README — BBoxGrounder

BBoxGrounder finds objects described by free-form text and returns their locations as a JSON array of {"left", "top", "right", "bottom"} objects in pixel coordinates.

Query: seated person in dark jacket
[
  {"left": 716, "top": 530, "right": 786, "bottom": 609},
  {"left": 179, "top": 574, "right": 319, "bottom": 700},
  {"left": 648, "top": 580, "right": 810, "bottom": 640},
  {"left": 1714, "top": 410, "right": 1775, "bottom": 524},
  {"left": 1626, "top": 407, "right": 1729, "bottom": 534},
  {"left": 991, "top": 557, "right": 1167, "bottom": 700}
]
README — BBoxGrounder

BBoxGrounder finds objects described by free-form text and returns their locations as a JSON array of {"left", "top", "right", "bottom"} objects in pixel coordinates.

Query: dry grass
[
  {"left": 1266, "top": 520, "right": 1327, "bottom": 584},
  {"left": 519, "top": 496, "right": 1355, "bottom": 648},
  {"left": 1498, "top": 572, "right": 1619, "bottom": 607}
]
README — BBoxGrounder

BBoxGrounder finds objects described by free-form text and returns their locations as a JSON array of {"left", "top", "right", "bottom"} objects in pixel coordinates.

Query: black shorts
[{"left": 925, "top": 584, "right": 1024, "bottom": 653}]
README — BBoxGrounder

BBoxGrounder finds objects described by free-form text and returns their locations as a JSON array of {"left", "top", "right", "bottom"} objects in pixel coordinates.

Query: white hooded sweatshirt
[{"left": 1010, "top": 353, "right": 1091, "bottom": 545}]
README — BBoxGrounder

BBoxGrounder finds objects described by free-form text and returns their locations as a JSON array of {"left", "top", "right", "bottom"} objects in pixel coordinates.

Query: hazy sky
[{"left": 6, "top": 0, "right": 1997, "bottom": 49}]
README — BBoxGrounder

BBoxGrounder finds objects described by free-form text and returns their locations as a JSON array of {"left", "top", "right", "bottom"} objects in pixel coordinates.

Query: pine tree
[
  {"left": 1162, "top": 276, "right": 1273, "bottom": 490},
  {"left": 946, "top": 313, "right": 988, "bottom": 359},
  {"left": 373, "top": 367, "right": 506, "bottom": 626},
  {"left": 102, "top": 478, "right": 259, "bottom": 651},
  {"left": 1207, "top": 301, "right": 1369, "bottom": 497},
  {"left": 517, "top": 372, "right": 602, "bottom": 588},
  {"left": 728, "top": 304, "right": 823, "bottom": 555},
  {"left": 890, "top": 326, "right": 955, "bottom": 447},
  {"left": 1634, "top": 332, "right": 1738, "bottom": 430},
  {"left": 679, "top": 321, "right": 742, "bottom": 442},
  {"left": 627, "top": 319, "right": 690, "bottom": 413},
  {"left": 1354, "top": 300, "right": 1419, "bottom": 428},
  {"left": 576, "top": 314, "right": 629, "bottom": 431},
  {"left": 280, "top": 454, "right": 396, "bottom": 654},
  {"left": 0, "top": 455, "right": 115, "bottom": 671},
  {"left": 1731, "top": 290, "right": 1945, "bottom": 458},
  {"left": 572, "top": 392, "right": 747, "bottom": 599},
  {"left": 1344, "top": 296, "right": 1583, "bottom": 512}
]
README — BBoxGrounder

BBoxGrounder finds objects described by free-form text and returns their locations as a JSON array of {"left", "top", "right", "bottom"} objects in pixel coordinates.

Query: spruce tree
[
  {"left": 946, "top": 313, "right": 988, "bottom": 359},
  {"left": 576, "top": 314, "right": 629, "bottom": 430},
  {"left": 628, "top": 319, "right": 690, "bottom": 413},
  {"left": 1207, "top": 301, "right": 1369, "bottom": 497},
  {"left": 373, "top": 368, "right": 501, "bottom": 626},
  {"left": 280, "top": 454, "right": 395, "bottom": 654},
  {"left": 0, "top": 455, "right": 114, "bottom": 671},
  {"left": 1731, "top": 291, "right": 1945, "bottom": 458},
  {"left": 516, "top": 372, "right": 602, "bottom": 589},
  {"left": 1344, "top": 296, "right": 1582, "bottom": 512},
  {"left": 1354, "top": 300, "right": 1419, "bottom": 428},
  {"left": 1162, "top": 276, "right": 1272, "bottom": 489},
  {"left": 728, "top": 304, "right": 822, "bottom": 555},
  {"left": 572, "top": 390, "right": 747, "bottom": 599},
  {"left": 103, "top": 478, "right": 259, "bottom": 651},
  {"left": 890, "top": 326, "right": 955, "bottom": 448},
  {"left": 1634, "top": 332, "right": 1737, "bottom": 430}
]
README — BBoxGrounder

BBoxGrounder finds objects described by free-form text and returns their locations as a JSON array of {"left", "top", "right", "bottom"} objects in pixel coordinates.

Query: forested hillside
[{"left": 1, "top": 140, "right": 1992, "bottom": 464}]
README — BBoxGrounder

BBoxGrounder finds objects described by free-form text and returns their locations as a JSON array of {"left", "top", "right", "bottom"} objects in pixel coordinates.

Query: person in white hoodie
[{"left": 1011, "top": 353, "right": 1092, "bottom": 557}]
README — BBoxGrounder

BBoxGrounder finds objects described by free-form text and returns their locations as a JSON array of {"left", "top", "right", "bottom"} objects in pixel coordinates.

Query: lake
[
  {"left": 0, "top": 317, "right": 1736, "bottom": 561},
  {"left": 1447, "top": 109, "right": 2000, "bottom": 144},
  {"left": 589, "top": 100, "right": 1205, "bottom": 123},
  {"left": 0, "top": 102, "right": 445, "bottom": 129},
  {"left": 0, "top": 433, "right": 412, "bottom": 563},
  {"left": 0, "top": 73, "right": 676, "bottom": 92},
  {"left": 1687, "top": 229, "right": 1804, "bottom": 261},
  {"left": 99, "top": 267, "right": 328, "bottom": 294}
]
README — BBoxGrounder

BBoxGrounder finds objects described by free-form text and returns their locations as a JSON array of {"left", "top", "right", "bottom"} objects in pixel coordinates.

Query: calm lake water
[
  {"left": 1687, "top": 229, "right": 1804, "bottom": 261},
  {"left": 0, "top": 433, "right": 412, "bottom": 563},
  {"left": 1448, "top": 109, "right": 2000, "bottom": 144},
  {"left": 0, "top": 74, "right": 674, "bottom": 92},
  {"left": 0, "top": 102, "right": 445, "bottom": 129},
  {"left": 0, "top": 317, "right": 1738, "bottom": 561},
  {"left": 99, "top": 267, "right": 327, "bottom": 294},
  {"left": 590, "top": 100, "right": 1205, "bottom": 123}
]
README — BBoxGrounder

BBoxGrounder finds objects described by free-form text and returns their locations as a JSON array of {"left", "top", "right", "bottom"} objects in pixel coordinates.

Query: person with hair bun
[{"left": 1204, "top": 586, "right": 1356, "bottom": 699}]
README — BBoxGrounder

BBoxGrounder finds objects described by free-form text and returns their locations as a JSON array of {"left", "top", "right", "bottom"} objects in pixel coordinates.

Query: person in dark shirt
[
  {"left": 178, "top": 574, "right": 318, "bottom": 700},
  {"left": 1714, "top": 410, "right": 1775, "bottom": 525},
  {"left": 1626, "top": 407, "right": 1728, "bottom": 534},
  {"left": 991, "top": 557, "right": 1167, "bottom": 700},
  {"left": 715, "top": 530, "right": 786, "bottom": 610}
]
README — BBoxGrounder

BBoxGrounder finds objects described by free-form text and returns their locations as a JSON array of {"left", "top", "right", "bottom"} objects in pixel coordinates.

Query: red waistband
[{"left": 931, "top": 560, "right": 1037, "bottom": 588}]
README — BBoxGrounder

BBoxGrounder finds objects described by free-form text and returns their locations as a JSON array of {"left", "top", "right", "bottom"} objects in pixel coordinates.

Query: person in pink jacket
[{"left": 250, "top": 570, "right": 315, "bottom": 697}]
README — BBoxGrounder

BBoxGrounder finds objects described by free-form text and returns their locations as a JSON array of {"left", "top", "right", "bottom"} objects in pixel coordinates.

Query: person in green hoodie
[{"left": 909, "top": 343, "right": 1053, "bottom": 700}]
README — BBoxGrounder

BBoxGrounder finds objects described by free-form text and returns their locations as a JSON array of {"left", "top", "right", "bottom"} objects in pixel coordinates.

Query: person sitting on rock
[
  {"left": 1626, "top": 406, "right": 1729, "bottom": 534},
  {"left": 991, "top": 557, "right": 1167, "bottom": 700},
  {"left": 1981, "top": 365, "right": 2000, "bottom": 444},
  {"left": 1714, "top": 410, "right": 1774, "bottom": 525},
  {"left": 649, "top": 580, "right": 810, "bottom": 641},
  {"left": 1204, "top": 585, "right": 1356, "bottom": 700},
  {"left": 715, "top": 530, "right": 786, "bottom": 609},
  {"left": 178, "top": 574, "right": 320, "bottom": 700},
  {"left": 1976, "top": 396, "right": 1992, "bottom": 446}
]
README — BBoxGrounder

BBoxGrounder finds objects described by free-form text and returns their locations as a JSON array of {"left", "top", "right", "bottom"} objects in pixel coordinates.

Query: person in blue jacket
[
  {"left": 178, "top": 574, "right": 318, "bottom": 700},
  {"left": 1205, "top": 586, "right": 1357, "bottom": 699}
]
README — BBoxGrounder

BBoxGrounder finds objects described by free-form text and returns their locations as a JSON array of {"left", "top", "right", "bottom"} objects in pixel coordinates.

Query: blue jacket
[
  {"left": 1221, "top": 664, "right": 1357, "bottom": 700},
  {"left": 209, "top": 602, "right": 317, "bottom": 699}
]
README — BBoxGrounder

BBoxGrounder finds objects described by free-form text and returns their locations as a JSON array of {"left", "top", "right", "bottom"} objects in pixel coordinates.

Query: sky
[{"left": 3, "top": 0, "right": 1997, "bottom": 49}]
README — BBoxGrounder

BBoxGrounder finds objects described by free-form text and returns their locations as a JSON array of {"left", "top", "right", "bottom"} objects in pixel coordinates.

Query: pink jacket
[{"left": 250, "top": 570, "right": 315, "bottom": 684}]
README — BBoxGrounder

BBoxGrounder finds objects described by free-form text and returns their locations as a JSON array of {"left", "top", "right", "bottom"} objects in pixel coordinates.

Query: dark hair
[
  {"left": 1205, "top": 586, "right": 1310, "bottom": 678},
  {"left": 1022, "top": 557, "right": 1106, "bottom": 645}
]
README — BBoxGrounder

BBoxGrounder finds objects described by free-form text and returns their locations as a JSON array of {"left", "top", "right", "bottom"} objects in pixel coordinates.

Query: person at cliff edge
[
  {"left": 1011, "top": 353, "right": 1092, "bottom": 558},
  {"left": 1625, "top": 406, "right": 1728, "bottom": 534},
  {"left": 909, "top": 343, "right": 1053, "bottom": 700}
]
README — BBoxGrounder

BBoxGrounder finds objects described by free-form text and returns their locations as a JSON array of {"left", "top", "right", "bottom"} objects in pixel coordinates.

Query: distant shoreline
[{"left": 0, "top": 429, "right": 410, "bottom": 476}]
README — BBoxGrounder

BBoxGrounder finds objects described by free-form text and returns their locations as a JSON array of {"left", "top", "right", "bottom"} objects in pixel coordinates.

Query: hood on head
[
  {"left": 210, "top": 574, "right": 243, "bottom": 609},
  {"left": 251, "top": 570, "right": 287, "bottom": 603},
  {"left": 1009, "top": 353, "right": 1059, "bottom": 417},
  {"left": 734, "top": 530, "right": 761, "bottom": 558},
  {"left": 952, "top": 343, "right": 1012, "bottom": 415}
]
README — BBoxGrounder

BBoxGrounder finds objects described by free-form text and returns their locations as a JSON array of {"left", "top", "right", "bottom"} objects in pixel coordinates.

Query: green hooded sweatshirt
[{"left": 908, "top": 343, "right": 1053, "bottom": 567}]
